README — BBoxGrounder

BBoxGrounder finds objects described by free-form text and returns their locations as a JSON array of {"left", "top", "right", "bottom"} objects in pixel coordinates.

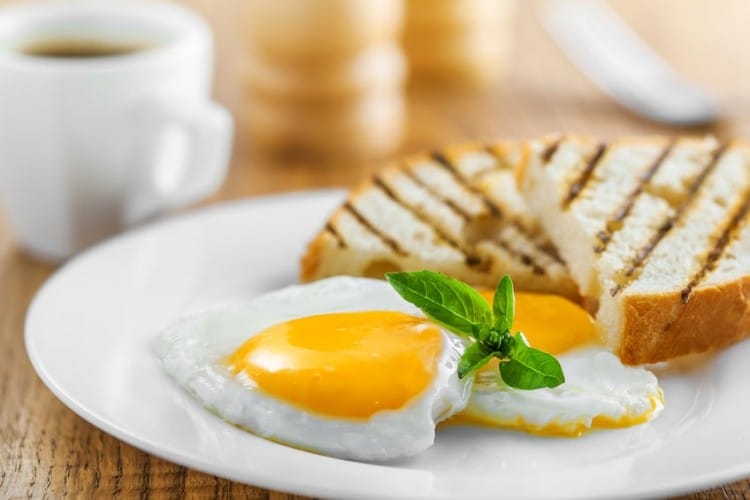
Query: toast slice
[
  {"left": 301, "top": 142, "right": 579, "bottom": 299},
  {"left": 520, "top": 135, "right": 750, "bottom": 364}
]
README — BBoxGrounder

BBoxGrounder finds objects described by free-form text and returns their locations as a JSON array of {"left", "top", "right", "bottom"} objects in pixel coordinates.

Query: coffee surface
[{"left": 20, "top": 38, "right": 149, "bottom": 58}]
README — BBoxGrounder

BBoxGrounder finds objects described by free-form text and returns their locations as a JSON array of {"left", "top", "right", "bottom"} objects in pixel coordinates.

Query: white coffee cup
[{"left": 0, "top": 1, "right": 233, "bottom": 261}]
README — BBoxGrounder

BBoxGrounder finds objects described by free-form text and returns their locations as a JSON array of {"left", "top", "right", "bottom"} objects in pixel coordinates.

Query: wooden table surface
[{"left": 3, "top": 0, "right": 750, "bottom": 498}]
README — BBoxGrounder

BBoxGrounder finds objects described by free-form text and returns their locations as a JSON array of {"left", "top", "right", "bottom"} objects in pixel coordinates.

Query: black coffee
[{"left": 20, "top": 38, "right": 149, "bottom": 58}]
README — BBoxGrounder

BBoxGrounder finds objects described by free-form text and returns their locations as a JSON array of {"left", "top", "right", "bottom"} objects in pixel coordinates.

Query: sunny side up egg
[
  {"left": 451, "top": 292, "right": 664, "bottom": 436},
  {"left": 159, "top": 277, "right": 472, "bottom": 461}
]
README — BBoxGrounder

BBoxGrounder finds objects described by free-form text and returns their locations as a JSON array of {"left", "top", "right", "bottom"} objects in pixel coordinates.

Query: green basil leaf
[
  {"left": 493, "top": 274, "right": 514, "bottom": 333},
  {"left": 457, "top": 342, "right": 497, "bottom": 379},
  {"left": 385, "top": 270, "right": 492, "bottom": 338},
  {"left": 499, "top": 334, "right": 565, "bottom": 389}
]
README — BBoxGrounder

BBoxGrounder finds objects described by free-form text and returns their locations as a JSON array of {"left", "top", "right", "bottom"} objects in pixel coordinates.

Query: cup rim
[{"left": 0, "top": 0, "right": 211, "bottom": 73}]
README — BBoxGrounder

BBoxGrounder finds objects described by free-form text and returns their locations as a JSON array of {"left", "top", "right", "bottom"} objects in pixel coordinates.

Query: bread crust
[
  {"left": 618, "top": 276, "right": 750, "bottom": 364},
  {"left": 299, "top": 230, "right": 330, "bottom": 282},
  {"left": 441, "top": 141, "right": 489, "bottom": 161}
]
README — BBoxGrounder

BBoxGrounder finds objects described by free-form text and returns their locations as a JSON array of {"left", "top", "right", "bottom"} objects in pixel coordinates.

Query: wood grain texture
[{"left": 1, "top": 0, "right": 749, "bottom": 498}]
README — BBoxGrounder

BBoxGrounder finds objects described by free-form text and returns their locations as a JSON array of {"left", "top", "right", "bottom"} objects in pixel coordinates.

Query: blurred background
[
  {"left": 178, "top": 0, "right": 747, "bottom": 198},
  {"left": 0, "top": 0, "right": 749, "bottom": 232},
  {"left": 3, "top": 0, "right": 750, "bottom": 498}
]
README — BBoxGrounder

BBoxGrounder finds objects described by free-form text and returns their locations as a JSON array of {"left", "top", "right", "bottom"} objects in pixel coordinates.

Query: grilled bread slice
[
  {"left": 301, "top": 142, "right": 579, "bottom": 298},
  {"left": 520, "top": 135, "right": 750, "bottom": 364}
]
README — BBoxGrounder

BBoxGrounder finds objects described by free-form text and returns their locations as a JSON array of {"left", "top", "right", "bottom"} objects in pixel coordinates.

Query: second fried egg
[{"left": 450, "top": 292, "right": 663, "bottom": 436}]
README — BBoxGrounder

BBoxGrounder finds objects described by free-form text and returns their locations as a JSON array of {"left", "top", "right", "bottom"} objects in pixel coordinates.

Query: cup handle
[{"left": 122, "top": 98, "right": 233, "bottom": 226}]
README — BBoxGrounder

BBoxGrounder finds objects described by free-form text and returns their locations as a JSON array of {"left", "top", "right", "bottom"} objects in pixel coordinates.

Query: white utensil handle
[{"left": 543, "top": 0, "right": 718, "bottom": 125}]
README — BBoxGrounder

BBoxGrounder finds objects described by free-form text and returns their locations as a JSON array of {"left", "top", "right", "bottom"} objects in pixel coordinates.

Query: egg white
[
  {"left": 463, "top": 346, "right": 663, "bottom": 434},
  {"left": 159, "top": 276, "right": 472, "bottom": 461}
]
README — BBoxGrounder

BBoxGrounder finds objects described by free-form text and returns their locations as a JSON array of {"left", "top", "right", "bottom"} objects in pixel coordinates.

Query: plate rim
[{"left": 23, "top": 189, "right": 750, "bottom": 499}]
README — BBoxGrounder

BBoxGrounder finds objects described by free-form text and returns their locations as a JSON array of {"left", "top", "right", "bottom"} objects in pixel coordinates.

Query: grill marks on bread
[
  {"left": 334, "top": 153, "right": 517, "bottom": 271},
  {"left": 401, "top": 168, "right": 473, "bottom": 222},
  {"left": 681, "top": 186, "right": 750, "bottom": 302},
  {"left": 521, "top": 134, "right": 750, "bottom": 363},
  {"left": 343, "top": 202, "right": 409, "bottom": 257},
  {"left": 324, "top": 223, "right": 346, "bottom": 248},
  {"left": 527, "top": 136, "right": 676, "bottom": 299},
  {"left": 538, "top": 136, "right": 728, "bottom": 297},
  {"left": 439, "top": 146, "right": 567, "bottom": 269},
  {"left": 427, "top": 150, "right": 560, "bottom": 275},
  {"left": 563, "top": 143, "right": 607, "bottom": 208},
  {"left": 595, "top": 142, "right": 675, "bottom": 252},
  {"left": 511, "top": 219, "right": 566, "bottom": 266},
  {"left": 491, "top": 238, "right": 546, "bottom": 276},
  {"left": 431, "top": 151, "right": 503, "bottom": 216},
  {"left": 612, "top": 142, "right": 728, "bottom": 295},
  {"left": 373, "top": 173, "right": 482, "bottom": 267},
  {"left": 540, "top": 137, "right": 563, "bottom": 164},
  {"left": 303, "top": 143, "right": 579, "bottom": 297}
]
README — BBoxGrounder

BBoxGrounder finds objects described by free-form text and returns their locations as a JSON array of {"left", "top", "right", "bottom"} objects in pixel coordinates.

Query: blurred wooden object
[
  {"left": 2, "top": 0, "right": 750, "bottom": 499},
  {"left": 239, "top": 0, "right": 406, "bottom": 157},
  {"left": 404, "top": 0, "right": 516, "bottom": 87},
  {"left": 239, "top": 0, "right": 402, "bottom": 61}
]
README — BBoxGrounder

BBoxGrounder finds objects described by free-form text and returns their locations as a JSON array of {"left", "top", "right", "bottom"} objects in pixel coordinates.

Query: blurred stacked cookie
[
  {"left": 404, "top": 0, "right": 516, "bottom": 87},
  {"left": 240, "top": 0, "right": 406, "bottom": 157}
]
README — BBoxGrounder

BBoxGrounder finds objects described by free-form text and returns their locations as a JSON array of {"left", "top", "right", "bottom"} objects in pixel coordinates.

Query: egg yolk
[
  {"left": 480, "top": 291, "right": 597, "bottom": 354},
  {"left": 225, "top": 311, "right": 442, "bottom": 419}
]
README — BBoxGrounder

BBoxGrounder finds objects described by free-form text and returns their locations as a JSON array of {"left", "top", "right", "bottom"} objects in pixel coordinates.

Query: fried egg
[
  {"left": 159, "top": 277, "right": 471, "bottom": 461},
  {"left": 450, "top": 292, "right": 664, "bottom": 436}
]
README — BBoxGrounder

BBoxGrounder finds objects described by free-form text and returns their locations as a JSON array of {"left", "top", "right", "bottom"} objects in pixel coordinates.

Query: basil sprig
[{"left": 386, "top": 271, "right": 564, "bottom": 390}]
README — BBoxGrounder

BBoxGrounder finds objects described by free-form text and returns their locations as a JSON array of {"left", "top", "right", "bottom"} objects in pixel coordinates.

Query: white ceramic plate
[{"left": 26, "top": 189, "right": 750, "bottom": 499}]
